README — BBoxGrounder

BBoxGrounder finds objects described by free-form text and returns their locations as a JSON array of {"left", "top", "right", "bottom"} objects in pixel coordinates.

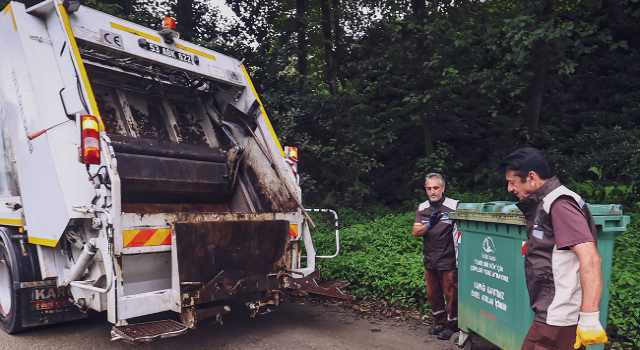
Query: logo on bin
[{"left": 482, "top": 237, "right": 495, "bottom": 253}]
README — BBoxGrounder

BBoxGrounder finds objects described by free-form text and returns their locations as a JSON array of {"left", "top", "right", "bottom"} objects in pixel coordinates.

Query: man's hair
[
  {"left": 425, "top": 173, "right": 445, "bottom": 187},
  {"left": 499, "top": 148, "right": 551, "bottom": 182}
]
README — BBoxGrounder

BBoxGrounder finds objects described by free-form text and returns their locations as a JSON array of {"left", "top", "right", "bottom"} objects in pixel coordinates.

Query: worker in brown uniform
[
  {"left": 500, "top": 148, "right": 607, "bottom": 350},
  {"left": 413, "top": 173, "right": 460, "bottom": 340}
]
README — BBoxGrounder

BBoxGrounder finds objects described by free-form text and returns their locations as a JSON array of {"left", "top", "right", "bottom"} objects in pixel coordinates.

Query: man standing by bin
[
  {"left": 412, "top": 173, "right": 460, "bottom": 340},
  {"left": 500, "top": 148, "right": 607, "bottom": 350}
]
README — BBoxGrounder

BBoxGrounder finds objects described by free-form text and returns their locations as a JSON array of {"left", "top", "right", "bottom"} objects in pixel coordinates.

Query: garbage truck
[{"left": 0, "top": 0, "right": 351, "bottom": 342}]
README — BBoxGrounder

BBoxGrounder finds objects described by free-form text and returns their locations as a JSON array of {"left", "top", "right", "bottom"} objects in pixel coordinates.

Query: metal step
[{"left": 111, "top": 320, "right": 188, "bottom": 344}]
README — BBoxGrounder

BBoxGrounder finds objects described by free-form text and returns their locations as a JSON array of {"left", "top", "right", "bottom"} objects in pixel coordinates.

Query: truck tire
[{"left": 0, "top": 239, "right": 22, "bottom": 334}]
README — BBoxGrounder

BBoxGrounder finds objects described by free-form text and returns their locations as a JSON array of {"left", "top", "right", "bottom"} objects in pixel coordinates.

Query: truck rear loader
[{"left": 0, "top": 0, "right": 351, "bottom": 342}]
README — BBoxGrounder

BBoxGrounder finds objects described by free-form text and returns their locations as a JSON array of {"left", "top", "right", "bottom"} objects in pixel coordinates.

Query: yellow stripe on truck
[
  {"left": 175, "top": 43, "right": 216, "bottom": 61},
  {"left": 240, "top": 65, "right": 285, "bottom": 157},
  {"left": 28, "top": 237, "right": 59, "bottom": 247},
  {"left": 58, "top": 4, "right": 105, "bottom": 130},
  {"left": 0, "top": 218, "right": 22, "bottom": 226},
  {"left": 3, "top": 4, "right": 17, "bottom": 31},
  {"left": 110, "top": 22, "right": 161, "bottom": 43}
]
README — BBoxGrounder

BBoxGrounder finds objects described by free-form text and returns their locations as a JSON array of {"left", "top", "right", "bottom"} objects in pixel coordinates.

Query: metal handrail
[{"left": 305, "top": 209, "right": 340, "bottom": 259}]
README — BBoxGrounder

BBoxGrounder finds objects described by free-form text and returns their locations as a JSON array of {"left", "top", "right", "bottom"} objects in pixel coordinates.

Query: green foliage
[
  {"left": 566, "top": 180, "right": 636, "bottom": 207},
  {"left": 311, "top": 209, "right": 429, "bottom": 307},
  {"left": 608, "top": 212, "right": 640, "bottom": 349}
]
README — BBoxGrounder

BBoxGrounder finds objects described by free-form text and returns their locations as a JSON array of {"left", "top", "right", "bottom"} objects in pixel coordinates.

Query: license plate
[{"left": 143, "top": 42, "right": 193, "bottom": 64}]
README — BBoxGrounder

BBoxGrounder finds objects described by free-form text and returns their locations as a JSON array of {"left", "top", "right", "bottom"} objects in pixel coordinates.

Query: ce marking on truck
[{"left": 100, "top": 30, "right": 124, "bottom": 49}]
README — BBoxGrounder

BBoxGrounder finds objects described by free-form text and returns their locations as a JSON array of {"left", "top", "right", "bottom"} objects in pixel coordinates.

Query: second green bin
[{"left": 449, "top": 201, "right": 629, "bottom": 350}]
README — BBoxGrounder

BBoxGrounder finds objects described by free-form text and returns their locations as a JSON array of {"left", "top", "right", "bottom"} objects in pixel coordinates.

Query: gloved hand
[
  {"left": 574, "top": 311, "right": 608, "bottom": 349},
  {"left": 427, "top": 211, "right": 443, "bottom": 228}
]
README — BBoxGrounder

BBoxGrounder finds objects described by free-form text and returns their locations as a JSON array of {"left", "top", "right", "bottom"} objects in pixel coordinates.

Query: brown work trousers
[
  {"left": 521, "top": 322, "right": 586, "bottom": 350},
  {"left": 425, "top": 268, "right": 458, "bottom": 330}
]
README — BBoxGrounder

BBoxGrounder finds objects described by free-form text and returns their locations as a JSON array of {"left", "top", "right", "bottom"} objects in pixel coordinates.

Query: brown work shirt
[
  {"left": 551, "top": 198, "right": 595, "bottom": 249},
  {"left": 415, "top": 196, "right": 460, "bottom": 270}
]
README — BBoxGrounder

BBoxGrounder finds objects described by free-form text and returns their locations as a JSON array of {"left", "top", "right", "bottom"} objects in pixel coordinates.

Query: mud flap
[{"left": 20, "top": 286, "right": 87, "bottom": 328}]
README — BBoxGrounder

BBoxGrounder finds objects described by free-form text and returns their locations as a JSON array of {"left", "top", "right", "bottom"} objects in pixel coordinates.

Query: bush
[
  {"left": 608, "top": 212, "right": 640, "bottom": 349},
  {"left": 311, "top": 209, "right": 428, "bottom": 308}
]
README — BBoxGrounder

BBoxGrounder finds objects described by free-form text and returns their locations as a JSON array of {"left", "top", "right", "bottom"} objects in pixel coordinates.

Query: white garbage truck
[{"left": 0, "top": 0, "right": 351, "bottom": 342}]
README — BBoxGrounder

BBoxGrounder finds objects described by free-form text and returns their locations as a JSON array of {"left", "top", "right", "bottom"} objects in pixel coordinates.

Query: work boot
[
  {"left": 428, "top": 324, "right": 445, "bottom": 335},
  {"left": 437, "top": 328, "right": 456, "bottom": 340}
]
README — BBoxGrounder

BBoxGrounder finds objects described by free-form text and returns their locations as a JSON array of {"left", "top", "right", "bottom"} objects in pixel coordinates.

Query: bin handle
[
  {"left": 599, "top": 216, "right": 631, "bottom": 232},
  {"left": 482, "top": 202, "right": 499, "bottom": 212}
]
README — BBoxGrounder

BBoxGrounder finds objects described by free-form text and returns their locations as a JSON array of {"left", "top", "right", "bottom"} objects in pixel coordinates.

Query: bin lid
[
  {"left": 450, "top": 202, "right": 526, "bottom": 225},
  {"left": 450, "top": 202, "right": 625, "bottom": 225}
]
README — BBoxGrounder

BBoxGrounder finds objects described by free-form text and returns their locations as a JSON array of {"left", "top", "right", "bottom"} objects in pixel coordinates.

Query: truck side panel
[{"left": 0, "top": 3, "right": 95, "bottom": 247}]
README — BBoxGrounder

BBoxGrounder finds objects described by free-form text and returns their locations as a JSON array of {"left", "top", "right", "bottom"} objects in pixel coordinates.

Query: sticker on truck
[
  {"left": 20, "top": 286, "right": 88, "bottom": 327},
  {"left": 32, "top": 286, "right": 74, "bottom": 310}
]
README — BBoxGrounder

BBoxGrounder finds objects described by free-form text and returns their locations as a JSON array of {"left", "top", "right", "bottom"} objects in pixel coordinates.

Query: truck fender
[{"left": 0, "top": 227, "right": 40, "bottom": 288}]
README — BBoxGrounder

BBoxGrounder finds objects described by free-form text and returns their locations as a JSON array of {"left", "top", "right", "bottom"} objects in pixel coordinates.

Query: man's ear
[{"left": 528, "top": 171, "right": 538, "bottom": 184}]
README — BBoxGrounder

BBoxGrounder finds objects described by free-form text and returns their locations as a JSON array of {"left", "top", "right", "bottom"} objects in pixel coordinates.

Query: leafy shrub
[
  {"left": 310, "top": 209, "right": 428, "bottom": 308},
  {"left": 608, "top": 212, "right": 640, "bottom": 349}
]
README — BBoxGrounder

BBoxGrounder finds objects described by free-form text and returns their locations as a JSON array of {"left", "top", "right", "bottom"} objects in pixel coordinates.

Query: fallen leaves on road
[{"left": 294, "top": 295, "right": 433, "bottom": 330}]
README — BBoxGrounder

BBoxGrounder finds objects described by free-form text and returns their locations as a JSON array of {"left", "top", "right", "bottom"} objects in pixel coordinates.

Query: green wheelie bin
[{"left": 448, "top": 202, "right": 630, "bottom": 350}]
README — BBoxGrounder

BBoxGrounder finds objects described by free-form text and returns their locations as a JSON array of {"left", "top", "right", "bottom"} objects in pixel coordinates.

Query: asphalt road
[{"left": 0, "top": 299, "right": 496, "bottom": 350}]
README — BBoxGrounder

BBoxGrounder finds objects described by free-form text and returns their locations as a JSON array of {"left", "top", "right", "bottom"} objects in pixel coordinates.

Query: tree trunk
[
  {"left": 421, "top": 105, "right": 435, "bottom": 156},
  {"left": 332, "top": 0, "right": 346, "bottom": 88},
  {"left": 174, "top": 0, "right": 196, "bottom": 42},
  {"left": 525, "top": 0, "right": 553, "bottom": 135},
  {"left": 296, "top": 0, "right": 308, "bottom": 75},
  {"left": 319, "top": 0, "right": 337, "bottom": 95},
  {"left": 525, "top": 40, "right": 549, "bottom": 134},
  {"left": 411, "top": 0, "right": 425, "bottom": 20}
]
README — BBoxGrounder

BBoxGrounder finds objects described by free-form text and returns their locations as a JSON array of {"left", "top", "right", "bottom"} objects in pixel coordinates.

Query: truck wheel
[
  {"left": 0, "top": 240, "right": 22, "bottom": 334},
  {"left": 449, "top": 331, "right": 472, "bottom": 350}
]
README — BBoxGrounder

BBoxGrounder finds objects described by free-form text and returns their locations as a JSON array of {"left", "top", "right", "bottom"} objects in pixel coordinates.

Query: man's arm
[
  {"left": 413, "top": 223, "right": 427, "bottom": 237},
  {"left": 571, "top": 241, "right": 608, "bottom": 348},
  {"left": 570, "top": 241, "right": 603, "bottom": 312}
]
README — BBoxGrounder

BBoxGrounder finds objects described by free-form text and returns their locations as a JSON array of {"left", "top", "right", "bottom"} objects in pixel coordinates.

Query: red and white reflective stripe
[
  {"left": 457, "top": 231, "right": 462, "bottom": 244},
  {"left": 522, "top": 241, "right": 528, "bottom": 257}
]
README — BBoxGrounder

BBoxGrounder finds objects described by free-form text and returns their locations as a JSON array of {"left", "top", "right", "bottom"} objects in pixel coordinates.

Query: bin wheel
[
  {"left": 0, "top": 239, "right": 22, "bottom": 334},
  {"left": 450, "top": 331, "right": 472, "bottom": 350}
]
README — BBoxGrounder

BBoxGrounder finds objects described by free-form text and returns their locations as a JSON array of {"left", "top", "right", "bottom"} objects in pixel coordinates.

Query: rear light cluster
[
  {"left": 287, "top": 147, "right": 298, "bottom": 163},
  {"left": 284, "top": 146, "right": 299, "bottom": 184},
  {"left": 81, "top": 114, "right": 100, "bottom": 164}
]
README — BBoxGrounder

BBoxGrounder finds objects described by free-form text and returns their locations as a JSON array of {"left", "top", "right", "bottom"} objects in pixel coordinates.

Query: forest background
[{"left": 2, "top": 0, "right": 639, "bottom": 348}]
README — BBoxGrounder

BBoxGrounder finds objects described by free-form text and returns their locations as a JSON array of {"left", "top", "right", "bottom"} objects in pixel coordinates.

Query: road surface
[{"left": 0, "top": 299, "right": 497, "bottom": 350}]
